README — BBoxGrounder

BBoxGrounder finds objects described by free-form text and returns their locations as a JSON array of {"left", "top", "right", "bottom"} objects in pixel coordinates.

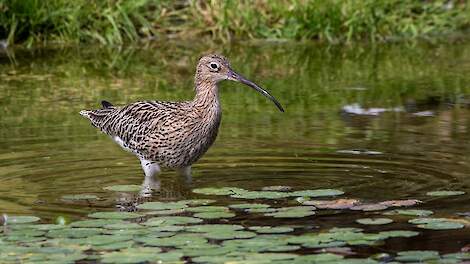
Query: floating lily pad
[
  {"left": 229, "top": 203, "right": 271, "bottom": 210},
  {"left": 179, "top": 199, "right": 216, "bottom": 206},
  {"left": 61, "top": 194, "right": 98, "bottom": 201},
  {"left": 6, "top": 215, "right": 40, "bottom": 224},
  {"left": 137, "top": 201, "right": 187, "bottom": 211},
  {"left": 417, "top": 221, "right": 465, "bottom": 230},
  {"left": 261, "top": 186, "right": 292, "bottom": 192},
  {"left": 265, "top": 206, "right": 315, "bottom": 218},
  {"left": 149, "top": 225, "right": 186, "bottom": 232},
  {"left": 356, "top": 218, "right": 393, "bottom": 225},
  {"left": 192, "top": 187, "right": 246, "bottom": 196},
  {"left": 203, "top": 230, "right": 256, "bottom": 240},
  {"left": 186, "top": 224, "right": 244, "bottom": 233},
  {"left": 100, "top": 247, "right": 174, "bottom": 263},
  {"left": 426, "top": 191, "right": 465, "bottom": 197},
  {"left": 186, "top": 206, "right": 229, "bottom": 212},
  {"left": 290, "top": 189, "right": 344, "bottom": 197},
  {"left": 194, "top": 211, "right": 236, "bottom": 219},
  {"left": 30, "top": 224, "right": 67, "bottom": 231},
  {"left": 181, "top": 245, "right": 233, "bottom": 257},
  {"left": 88, "top": 212, "right": 143, "bottom": 219},
  {"left": 104, "top": 222, "right": 143, "bottom": 230},
  {"left": 395, "top": 250, "right": 440, "bottom": 262},
  {"left": 136, "top": 234, "right": 207, "bottom": 247},
  {"left": 248, "top": 226, "right": 294, "bottom": 234},
  {"left": 293, "top": 253, "right": 344, "bottom": 263},
  {"left": 408, "top": 218, "right": 465, "bottom": 230},
  {"left": 230, "top": 191, "right": 291, "bottom": 199},
  {"left": 103, "top": 185, "right": 141, "bottom": 192},
  {"left": 145, "top": 209, "right": 185, "bottom": 216},
  {"left": 442, "top": 252, "right": 470, "bottom": 260},
  {"left": 143, "top": 216, "right": 202, "bottom": 226},
  {"left": 378, "top": 230, "right": 420, "bottom": 238},
  {"left": 47, "top": 228, "right": 103, "bottom": 238},
  {"left": 93, "top": 241, "right": 134, "bottom": 250},
  {"left": 246, "top": 208, "right": 277, "bottom": 213},
  {"left": 383, "top": 209, "right": 433, "bottom": 217},
  {"left": 70, "top": 219, "right": 124, "bottom": 228}
]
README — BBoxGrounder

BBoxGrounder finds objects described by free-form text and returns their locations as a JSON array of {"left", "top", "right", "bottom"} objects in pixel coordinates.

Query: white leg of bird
[
  {"left": 139, "top": 158, "right": 161, "bottom": 197},
  {"left": 177, "top": 166, "right": 192, "bottom": 183}
]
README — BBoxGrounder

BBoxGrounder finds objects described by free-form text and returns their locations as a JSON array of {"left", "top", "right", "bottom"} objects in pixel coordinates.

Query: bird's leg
[
  {"left": 139, "top": 158, "right": 161, "bottom": 197},
  {"left": 177, "top": 166, "right": 192, "bottom": 184}
]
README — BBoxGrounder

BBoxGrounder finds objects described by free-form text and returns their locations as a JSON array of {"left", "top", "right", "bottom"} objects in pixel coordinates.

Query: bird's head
[{"left": 195, "top": 54, "right": 284, "bottom": 112}]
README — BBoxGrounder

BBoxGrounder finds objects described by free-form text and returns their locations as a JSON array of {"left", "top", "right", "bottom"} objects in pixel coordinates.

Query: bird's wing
[{"left": 80, "top": 101, "right": 189, "bottom": 156}]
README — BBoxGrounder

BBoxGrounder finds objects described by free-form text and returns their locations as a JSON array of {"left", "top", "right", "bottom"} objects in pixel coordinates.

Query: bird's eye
[{"left": 209, "top": 62, "right": 220, "bottom": 71}]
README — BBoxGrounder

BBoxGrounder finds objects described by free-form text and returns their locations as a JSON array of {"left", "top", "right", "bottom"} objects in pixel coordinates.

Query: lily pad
[
  {"left": 88, "top": 212, "right": 143, "bottom": 219},
  {"left": 143, "top": 216, "right": 202, "bottom": 226},
  {"left": 186, "top": 224, "right": 244, "bottom": 233},
  {"left": 383, "top": 209, "right": 433, "bottom": 217},
  {"left": 6, "top": 215, "right": 40, "bottom": 224},
  {"left": 137, "top": 201, "right": 187, "bottom": 211},
  {"left": 356, "top": 218, "right": 393, "bottom": 225},
  {"left": 408, "top": 218, "right": 465, "bottom": 230},
  {"left": 265, "top": 206, "right": 315, "bottom": 218},
  {"left": 395, "top": 250, "right": 440, "bottom": 262},
  {"left": 194, "top": 211, "right": 236, "bottom": 219},
  {"left": 248, "top": 226, "right": 294, "bottom": 234},
  {"left": 417, "top": 221, "right": 465, "bottom": 230},
  {"left": 290, "top": 189, "right": 344, "bottom": 197},
  {"left": 230, "top": 191, "right": 291, "bottom": 199},
  {"left": 179, "top": 199, "right": 216, "bottom": 206},
  {"left": 70, "top": 219, "right": 124, "bottom": 228},
  {"left": 261, "top": 186, "right": 292, "bottom": 192},
  {"left": 100, "top": 248, "right": 179, "bottom": 263},
  {"left": 47, "top": 228, "right": 103, "bottom": 238},
  {"left": 104, "top": 222, "right": 143, "bottom": 230},
  {"left": 186, "top": 206, "right": 229, "bottom": 212},
  {"left": 103, "top": 185, "right": 141, "bottom": 192},
  {"left": 378, "top": 230, "right": 420, "bottom": 238},
  {"left": 61, "top": 194, "right": 99, "bottom": 201},
  {"left": 135, "top": 234, "right": 207, "bottom": 247},
  {"left": 192, "top": 187, "right": 246, "bottom": 196},
  {"left": 145, "top": 209, "right": 185, "bottom": 216},
  {"left": 426, "top": 191, "right": 465, "bottom": 197},
  {"left": 229, "top": 203, "right": 271, "bottom": 210},
  {"left": 203, "top": 230, "right": 256, "bottom": 240}
]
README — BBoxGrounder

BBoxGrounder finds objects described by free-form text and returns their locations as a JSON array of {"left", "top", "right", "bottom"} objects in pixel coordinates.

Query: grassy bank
[{"left": 1, "top": 0, "right": 469, "bottom": 46}]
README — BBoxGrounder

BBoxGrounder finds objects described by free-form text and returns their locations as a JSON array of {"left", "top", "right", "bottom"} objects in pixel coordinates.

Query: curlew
[{"left": 80, "top": 54, "right": 284, "bottom": 184}]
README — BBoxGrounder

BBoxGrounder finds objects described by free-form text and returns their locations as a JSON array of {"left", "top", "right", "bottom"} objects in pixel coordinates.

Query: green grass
[{"left": 1, "top": 0, "right": 469, "bottom": 46}]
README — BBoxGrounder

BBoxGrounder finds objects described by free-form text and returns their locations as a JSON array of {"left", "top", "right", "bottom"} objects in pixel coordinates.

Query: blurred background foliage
[{"left": 0, "top": 0, "right": 469, "bottom": 47}]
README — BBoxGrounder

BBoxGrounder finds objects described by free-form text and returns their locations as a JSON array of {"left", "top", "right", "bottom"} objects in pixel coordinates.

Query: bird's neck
[{"left": 192, "top": 80, "right": 221, "bottom": 117}]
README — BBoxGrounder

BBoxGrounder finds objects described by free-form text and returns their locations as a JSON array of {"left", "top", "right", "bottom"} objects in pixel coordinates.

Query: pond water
[{"left": 0, "top": 39, "right": 469, "bottom": 262}]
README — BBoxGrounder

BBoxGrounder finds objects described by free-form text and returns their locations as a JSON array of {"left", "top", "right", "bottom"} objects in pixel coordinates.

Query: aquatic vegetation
[
  {"left": 0, "top": 184, "right": 468, "bottom": 263},
  {"left": 356, "top": 218, "right": 393, "bottom": 225},
  {"left": 1, "top": 0, "right": 470, "bottom": 46},
  {"left": 426, "top": 190, "right": 466, "bottom": 197}
]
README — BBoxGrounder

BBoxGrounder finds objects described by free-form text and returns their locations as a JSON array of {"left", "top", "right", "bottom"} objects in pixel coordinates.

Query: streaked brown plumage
[{"left": 80, "top": 54, "right": 284, "bottom": 181}]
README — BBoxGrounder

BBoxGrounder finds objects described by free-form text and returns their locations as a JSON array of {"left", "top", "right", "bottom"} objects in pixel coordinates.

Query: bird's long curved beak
[{"left": 227, "top": 70, "right": 285, "bottom": 112}]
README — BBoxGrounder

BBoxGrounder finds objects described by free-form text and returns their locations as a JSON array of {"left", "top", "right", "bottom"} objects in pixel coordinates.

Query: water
[{"left": 0, "top": 39, "right": 469, "bottom": 257}]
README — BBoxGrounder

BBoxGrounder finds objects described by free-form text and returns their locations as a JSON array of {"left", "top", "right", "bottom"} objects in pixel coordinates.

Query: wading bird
[{"left": 80, "top": 54, "right": 284, "bottom": 185}]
